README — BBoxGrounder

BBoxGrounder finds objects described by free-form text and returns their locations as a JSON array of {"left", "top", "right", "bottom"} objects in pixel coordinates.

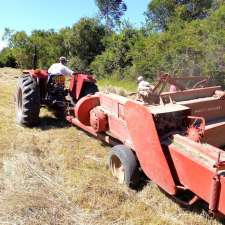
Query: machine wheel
[
  {"left": 109, "top": 145, "right": 138, "bottom": 187},
  {"left": 15, "top": 74, "right": 40, "bottom": 126},
  {"left": 80, "top": 82, "right": 98, "bottom": 98}
]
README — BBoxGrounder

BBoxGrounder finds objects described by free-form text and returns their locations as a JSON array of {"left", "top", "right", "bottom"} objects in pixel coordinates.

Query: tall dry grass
[{"left": 0, "top": 67, "right": 224, "bottom": 225}]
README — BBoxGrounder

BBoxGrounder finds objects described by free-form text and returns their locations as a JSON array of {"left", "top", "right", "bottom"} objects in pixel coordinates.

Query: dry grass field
[{"left": 0, "top": 67, "right": 224, "bottom": 225}]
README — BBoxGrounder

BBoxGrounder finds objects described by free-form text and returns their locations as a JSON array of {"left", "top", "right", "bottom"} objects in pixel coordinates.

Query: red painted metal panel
[
  {"left": 168, "top": 135, "right": 225, "bottom": 215},
  {"left": 76, "top": 75, "right": 85, "bottom": 100},
  {"left": 218, "top": 176, "right": 225, "bottom": 214},
  {"left": 124, "top": 100, "right": 176, "bottom": 195},
  {"left": 74, "top": 74, "right": 97, "bottom": 99},
  {"left": 107, "top": 115, "right": 131, "bottom": 146},
  {"left": 99, "top": 93, "right": 128, "bottom": 116},
  {"left": 23, "top": 69, "right": 48, "bottom": 78},
  {"left": 100, "top": 95, "right": 117, "bottom": 113},
  {"left": 169, "top": 144, "right": 213, "bottom": 202},
  {"left": 69, "top": 75, "right": 77, "bottom": 99},
  {"left": 75, "top": 95, "right": 100, "bottom": 126},
  {"left": 66, "top": 115, "right": 120, "bottom": 146}
]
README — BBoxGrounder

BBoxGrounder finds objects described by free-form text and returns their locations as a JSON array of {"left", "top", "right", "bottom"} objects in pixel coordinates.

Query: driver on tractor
[
  {"left": 48, "top": 56, "right": 74, "bottom": 84},
  {"left": 46, "top": 56, "right": 74, "bottom": 108}
]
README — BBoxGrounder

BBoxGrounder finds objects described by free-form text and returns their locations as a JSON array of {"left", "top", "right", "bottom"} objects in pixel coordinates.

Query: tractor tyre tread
[{"left": 15, "top": 74, "right": 40, "bottom": 126}]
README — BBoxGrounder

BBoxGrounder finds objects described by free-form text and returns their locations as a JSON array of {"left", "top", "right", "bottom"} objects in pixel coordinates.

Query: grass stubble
[{"left": 0, "top": 68, "right": 223, "bottom": 225}]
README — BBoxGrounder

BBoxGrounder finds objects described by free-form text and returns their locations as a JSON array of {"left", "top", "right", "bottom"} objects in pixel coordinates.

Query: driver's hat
[
  {"left": 137, "top": 76, "right": 144, "bottom": 82},
  {"left": 59, "top": 56, "right": 68, "bottom": 63}
]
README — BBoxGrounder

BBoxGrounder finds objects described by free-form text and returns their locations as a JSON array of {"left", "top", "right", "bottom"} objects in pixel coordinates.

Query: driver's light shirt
[{"left": 48, "top": 63, "right": 73, "bottom": 76}]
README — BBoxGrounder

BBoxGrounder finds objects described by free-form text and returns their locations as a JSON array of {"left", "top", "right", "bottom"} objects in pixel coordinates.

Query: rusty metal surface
[
  {"left": 148, "top": 103, "right": 189, "bottom": 114},
  {"left": 151, "top": 74, "right": 209, "bottom": 94},
  {"left": 161, "top": 86, "right": 221, "bottom": 102},
  {"left": 180, "top": 98, "right": 225, "bottom": 122},
  {"left": 204, "top": 118, "right": 225, "bottom": 147}
]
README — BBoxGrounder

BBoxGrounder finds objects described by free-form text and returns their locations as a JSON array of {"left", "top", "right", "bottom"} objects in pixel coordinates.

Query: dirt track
[{"left": 0, "top": 68, "right": 224, "bottom": 225}]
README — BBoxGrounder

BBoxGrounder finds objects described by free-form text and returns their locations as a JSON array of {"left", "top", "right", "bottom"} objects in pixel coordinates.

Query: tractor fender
[
  {"left": 23, "top": 69, "right": 48, "bottom": 79},
  {"left": 70, "top": 74, "right": 97, "bottom": 100},
  {"left": 124, "top": 100, "right": 177, "bottom": 195}
]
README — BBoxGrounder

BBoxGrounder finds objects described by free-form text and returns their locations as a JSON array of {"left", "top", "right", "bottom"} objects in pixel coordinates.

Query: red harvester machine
[{"left": 16, "top": 71, "right": 225, "bottom": 216}]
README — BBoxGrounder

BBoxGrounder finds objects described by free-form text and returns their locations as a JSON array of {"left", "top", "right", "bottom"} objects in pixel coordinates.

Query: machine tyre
[
  {"left": 109, "top": 145, "right": 138, "bottom": 187},
  {"left": 16, "top": 74, "right": 40, "bottom": 126}
]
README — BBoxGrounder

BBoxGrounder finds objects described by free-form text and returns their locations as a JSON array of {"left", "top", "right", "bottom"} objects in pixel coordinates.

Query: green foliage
[
  {"left": 0, "top": 3, "right": 224, "bottom": 88},
  {"left": 2, "top": 29, "right": 64, "bottom": 69},
  {"left": 90, "top": 27, "right": 140, "bottom": 79},
  {"left": 140, "top": 4, "right": 225, "bottom": 83},
  {"left": 0, "top": 18, "right": 106, "bottom": 70},
  {"left": 95, "top": 0, "right": 127, "bottom": 29},
  {"left": 0, "top": 48, "right": 16, "bottom": 68},
  {"left": 29, "top": 30, "right": 63, "bottom": 68},
  {"left": 8, "top": 31, "right": 31, "bottom": 68},
  {"left": 98, "top": 77, "right": 137, "bottom": 92},
  {"left": 146, "top": 0, "right": 214, "bottom": 30},
  {"left": 68, "top": 18, "right": 106, "bottom": 70},
  {"left": 92, "top": 4, "right": 225, "bottom": 87}
]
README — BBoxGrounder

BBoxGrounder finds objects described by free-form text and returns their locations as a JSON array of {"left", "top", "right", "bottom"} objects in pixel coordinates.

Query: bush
[{"left": 0, "top": 48, "right": 17, "bottom": 68}]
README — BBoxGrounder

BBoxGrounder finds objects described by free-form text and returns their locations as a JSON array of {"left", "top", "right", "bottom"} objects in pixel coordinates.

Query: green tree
[
  {"left": 2, "top": 29, "right": 66, "bottom": 69},
  {"left": 58, "top": 27, "right": 72, "bottom": 57},
  {"left": 91, "top": 27, "right": 140, "bottom": 79},
  {"left": 130, "top": 4, "right": 225, "bottom": 83},
  {"left": 29, "top": 29, "right": 63, "bottom": 68},
  {"left": 95, "top": 0, "right": 127, "bottom": 29},
  {"left": 68, "top": 18, "right": 106, "bottom": 70},
  {"left": 146, "top": 0, "right": 214, "bottom": 30},
  {"left": 9, "top": 31, "right": 31, "bottom": 68},
  {"left": 0, "top": 48, "right": 16, "bottom": 68}
]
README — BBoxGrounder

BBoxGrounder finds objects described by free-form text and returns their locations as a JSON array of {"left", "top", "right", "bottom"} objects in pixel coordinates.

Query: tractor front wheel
[{"left": 15, "top": 74, "right": 40, "bottom": 126}]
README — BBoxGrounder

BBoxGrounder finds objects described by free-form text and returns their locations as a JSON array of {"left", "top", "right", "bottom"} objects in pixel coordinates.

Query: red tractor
[{"left": 15, "top": 69, "right": 98, "bottom": 126}]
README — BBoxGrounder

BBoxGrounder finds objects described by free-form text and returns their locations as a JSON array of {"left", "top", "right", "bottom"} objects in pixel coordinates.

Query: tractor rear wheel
[
  {"left": 15, "top": 74, "right": 40, "bottom": 126},
  {"left": 109, "top": 145, "right": 138, "bottom": 187}
]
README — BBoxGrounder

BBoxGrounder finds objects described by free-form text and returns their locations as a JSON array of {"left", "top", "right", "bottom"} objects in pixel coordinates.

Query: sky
[{"left": 0, "top": 0, "right": 150, "bottom": 51}]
